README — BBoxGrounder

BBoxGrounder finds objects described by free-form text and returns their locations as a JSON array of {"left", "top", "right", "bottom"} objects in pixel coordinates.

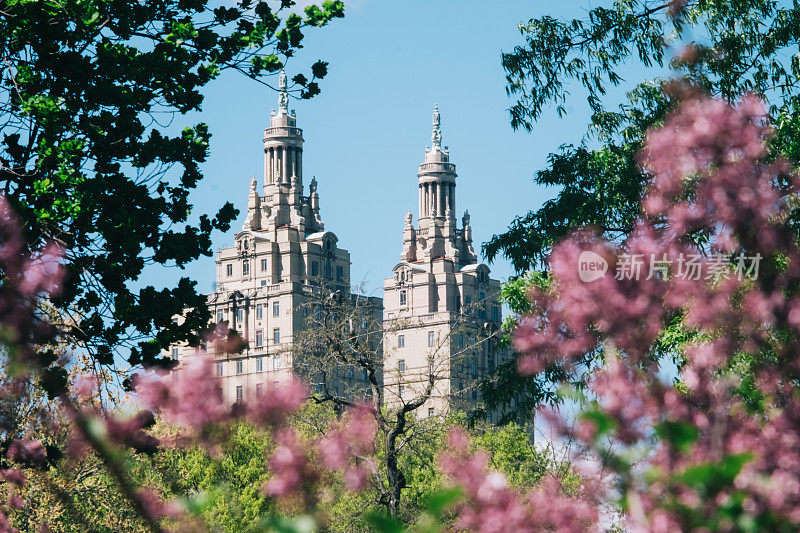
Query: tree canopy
[
  {"left": 0, "top": 0, "right": 344, "bottom": 390},
  {"left": 484, "top": 0, "right": 800, "bottom": 272}
]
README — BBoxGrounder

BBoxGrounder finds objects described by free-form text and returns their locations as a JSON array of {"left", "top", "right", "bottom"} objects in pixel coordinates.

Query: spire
[
  {"left": 277, "top": 69, "right": 289, "bottom": 115},
  {"left": 431, "top": 103, "right": 442, "bottom": 151}
]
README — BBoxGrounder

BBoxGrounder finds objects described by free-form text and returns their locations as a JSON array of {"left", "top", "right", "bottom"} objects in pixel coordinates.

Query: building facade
[
  {"left": 171, "top": 71, "right": 381, "bottom": 405},
  {"left": 382, "top": 106, "right": 504, "bottom": 420},
  {"left": 170, "top": 85, "right": 503, "bottom": 418}
]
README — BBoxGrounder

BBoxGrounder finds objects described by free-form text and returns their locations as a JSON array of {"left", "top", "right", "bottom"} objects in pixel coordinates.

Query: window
[
  {"left": 237, "top": 308, "right": 243, "bottom": 321},
  {"left": 216, "top": 362, "right": 223, "bottom": 377},
  {"left": 217, "top": 310, "right": 224, "bottom": 322},
  {"left": 428, "top": 331, "right": 435, "bottom": 347},
  {"left": 428, "top": 407, "right": 434, "bottom": 417},
  {"left": 242, "top": 260, "right": 250, "bottom": 276},
  {"left": 458, "top": 333, "right": 464, "bottom": 347},
  {"left": 256, "top": 357, "right": 263, "bottom": 372},
  {"left": 261, "top": 280, "right": 267, "bottom": 286},
  {"left": 311, "top": 261, "right": 319, "bottom": 277},
  {"left": 324, "top": 261, "right": 332, "bottom": 278},
  {"left": 256, "top": 383, "right": 263, "bottom": 398},
  {"left": 273, "top": 328, "right": 280, "bottom": 345},
  {"left": 398, "top": 335, "right": 405, "bottom": 348},
  {"left": 171, "top": 347, "right": 178, "bottom": 358},
  {"left": 472, "top": 390, "right": 477, "bottom": 400},
  {"left": 226, "top": 264, "right": 233, "bottom": 277},
  {"left": 465, "top": 295, "right": 471, "bottom": 306},
  {"left": 362, "top": 369, "right": 368, "bottom": 381},
  {"left": 398, "top": 384, "right": 404, "bottom": 398},
  {"left": 399, "top": 290, "right": 407, "bottom": 306},
  {"left": 236, "top": 386, "right": 243, "bottom": 402},
  {"left": 471, "top": 361, "right": 477, "bottom": 378},
  {"left": 492, "top": 306, "right": 500, "bottom": 322},
  {"left": 255, "top": 330, "right": 263, "bottom": 347},
  {"left": 261, "top": 258, "right": 267, "bottom": 271},
  {"left": 488, "top": 353, "right": 495, "bottom": 372},
  {"left": 479, "top": 291, "right": 485, "bottom": 301},
  {"left": 256, "top": 304, "right": 263, "bottom": 319},
  {"left": 398, "top": 359, "right": 405, "bottom": 371},
  {"left": 273, "top": 301, "right": 280, "bottom": 317},
  {"left": 236, "top": 359, "right": 243, "bottom": 375},
  {"left": 274, "top": 354, "right": 281, "bottom": 370},
  {"left": 336, "top": 265, "right": 344, "bottom": 281}
]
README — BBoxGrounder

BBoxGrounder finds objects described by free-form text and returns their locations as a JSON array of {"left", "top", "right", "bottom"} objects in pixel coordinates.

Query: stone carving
[
  {"left": 278, "top": 70, "right": 288, "bottom": 114},
  {"left": 431, "top": 103, "right": 442, "bottom": 150}
]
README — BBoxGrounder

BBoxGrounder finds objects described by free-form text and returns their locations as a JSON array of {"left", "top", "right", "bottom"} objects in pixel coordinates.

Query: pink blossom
[
  {"left": 245, "top": 378, "right": 307, "bottom": 427},
  {"left": 134, "top": 353, "right": 229, "bottom": 432},
  {"left": 6, "top": 439, "right": 45, "bottom": 465},
  {"left": 265, "top": 429, "right": 316, "bottom": 499},
  {"left": 315, "top": 404, "right": 377, "bottom": 488}
]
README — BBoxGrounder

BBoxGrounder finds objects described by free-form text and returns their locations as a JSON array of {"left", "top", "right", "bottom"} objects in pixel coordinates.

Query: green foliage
[
  {"left": 486, "top": 0, "right": 800, "bottom": 272},
  {"left": 481, "top": 0, "right": 800, "bottom": 422},
  {"left": 13, "top": 401, "right": 574, "bottom": 531},
  {"left": 480, "top": 271, "right": 581, "bottom": 424},
  {"left": 0, "top": 0, "right": 344, "bottom": 377}
]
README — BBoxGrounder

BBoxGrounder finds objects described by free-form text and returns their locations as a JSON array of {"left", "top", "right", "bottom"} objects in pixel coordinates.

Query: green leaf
[
  {"left": 425, "top": 487, "right": 462, "bottom": 516},
  {"left": 365, "top": 512, "right": 406, "bottom": 533},
  {"left": 654, "top": 420, "right": 699, "bottom": 453}
]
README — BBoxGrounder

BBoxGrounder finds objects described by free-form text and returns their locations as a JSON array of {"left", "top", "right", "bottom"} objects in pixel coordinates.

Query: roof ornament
[
  {"left": 278, "top": 69, "right": 289, "bottom": 115},
  {"left": 431, "top": 103, "right": 442, "bottom": 151}
]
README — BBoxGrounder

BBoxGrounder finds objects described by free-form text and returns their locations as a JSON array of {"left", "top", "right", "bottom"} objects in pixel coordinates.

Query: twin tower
[{"left": 177, "top": 72, "right": 504, "bottom": 420}]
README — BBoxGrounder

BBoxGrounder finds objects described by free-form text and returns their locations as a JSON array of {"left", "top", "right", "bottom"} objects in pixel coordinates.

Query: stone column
[
  {"left": 282, "top": 147, "right": 290, "bottom": 183},
  {"left": 264, "top": 149, "right": 270, "bottom": 184},
  {"left": 445, "top": 183, "right": 451, "bottom": 212},
  {"left": 296, "top": 149, "right": 302, "bottom": 179},
  {"left": 419, "top": 184, "right": 423, "bottom": 218}
]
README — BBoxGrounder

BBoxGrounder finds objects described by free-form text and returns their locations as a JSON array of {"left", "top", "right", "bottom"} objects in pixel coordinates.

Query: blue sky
[{"left": 154, "top": 1, "right": 618, "bottom": 296}]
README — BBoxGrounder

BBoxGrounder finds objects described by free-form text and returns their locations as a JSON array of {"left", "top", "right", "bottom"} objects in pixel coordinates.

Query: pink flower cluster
[
  {"left": 134, "top": 354, "right": 229, "bottom": 435},
  {"left": 439, "top": 429, "right": 599, "bottom": 532},
  {"left": 317, "top": 404, "right": 377, "bottom": 491},
  {"left": 513, "top": 93, "right": 800, "bottom": 529},
  {"left": 0, "top": 195, "right": 64, "bottom": 363},
  {"left": 265, "top": 403, "right": 378, "bottom": 504}
]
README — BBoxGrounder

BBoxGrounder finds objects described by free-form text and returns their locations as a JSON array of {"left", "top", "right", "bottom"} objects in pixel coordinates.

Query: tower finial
[
  {"left": 431, "top": 103, "right": 442, "bottom": 151},
  {"left": 278, "top": 70, "right": 288, "bottom": 114}
]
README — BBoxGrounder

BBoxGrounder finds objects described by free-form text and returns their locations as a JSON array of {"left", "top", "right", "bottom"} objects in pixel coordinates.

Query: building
[
  {"left": 170, "top": 71, "right": 381, "bottom": 405},
  {"left": 382, "top": 105, "right": 504, "bottom": 420},
  {"left": 169, "top": 84, "right": 503, "bottom": 418}
]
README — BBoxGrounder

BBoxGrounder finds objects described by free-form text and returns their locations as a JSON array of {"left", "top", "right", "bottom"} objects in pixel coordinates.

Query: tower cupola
[
  {"left": 418, "top": 104, "right": 457, "bottom": 220},
  {"left": 263, "top": 70, "right": 304, "bottom": 186}
]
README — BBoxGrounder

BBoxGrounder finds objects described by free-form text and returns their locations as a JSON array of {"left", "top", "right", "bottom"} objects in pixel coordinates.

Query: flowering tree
[{"left": 473, "top": 91, "right": 800, "bottom": 531}]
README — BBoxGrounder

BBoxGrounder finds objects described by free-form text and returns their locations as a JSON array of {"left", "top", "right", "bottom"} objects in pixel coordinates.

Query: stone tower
[
  {"left": 383, "top": 106, "right": 504, "bottom": 420},
  {"left": 170, "top": 72, "right": 381, "bottom": 405}
]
